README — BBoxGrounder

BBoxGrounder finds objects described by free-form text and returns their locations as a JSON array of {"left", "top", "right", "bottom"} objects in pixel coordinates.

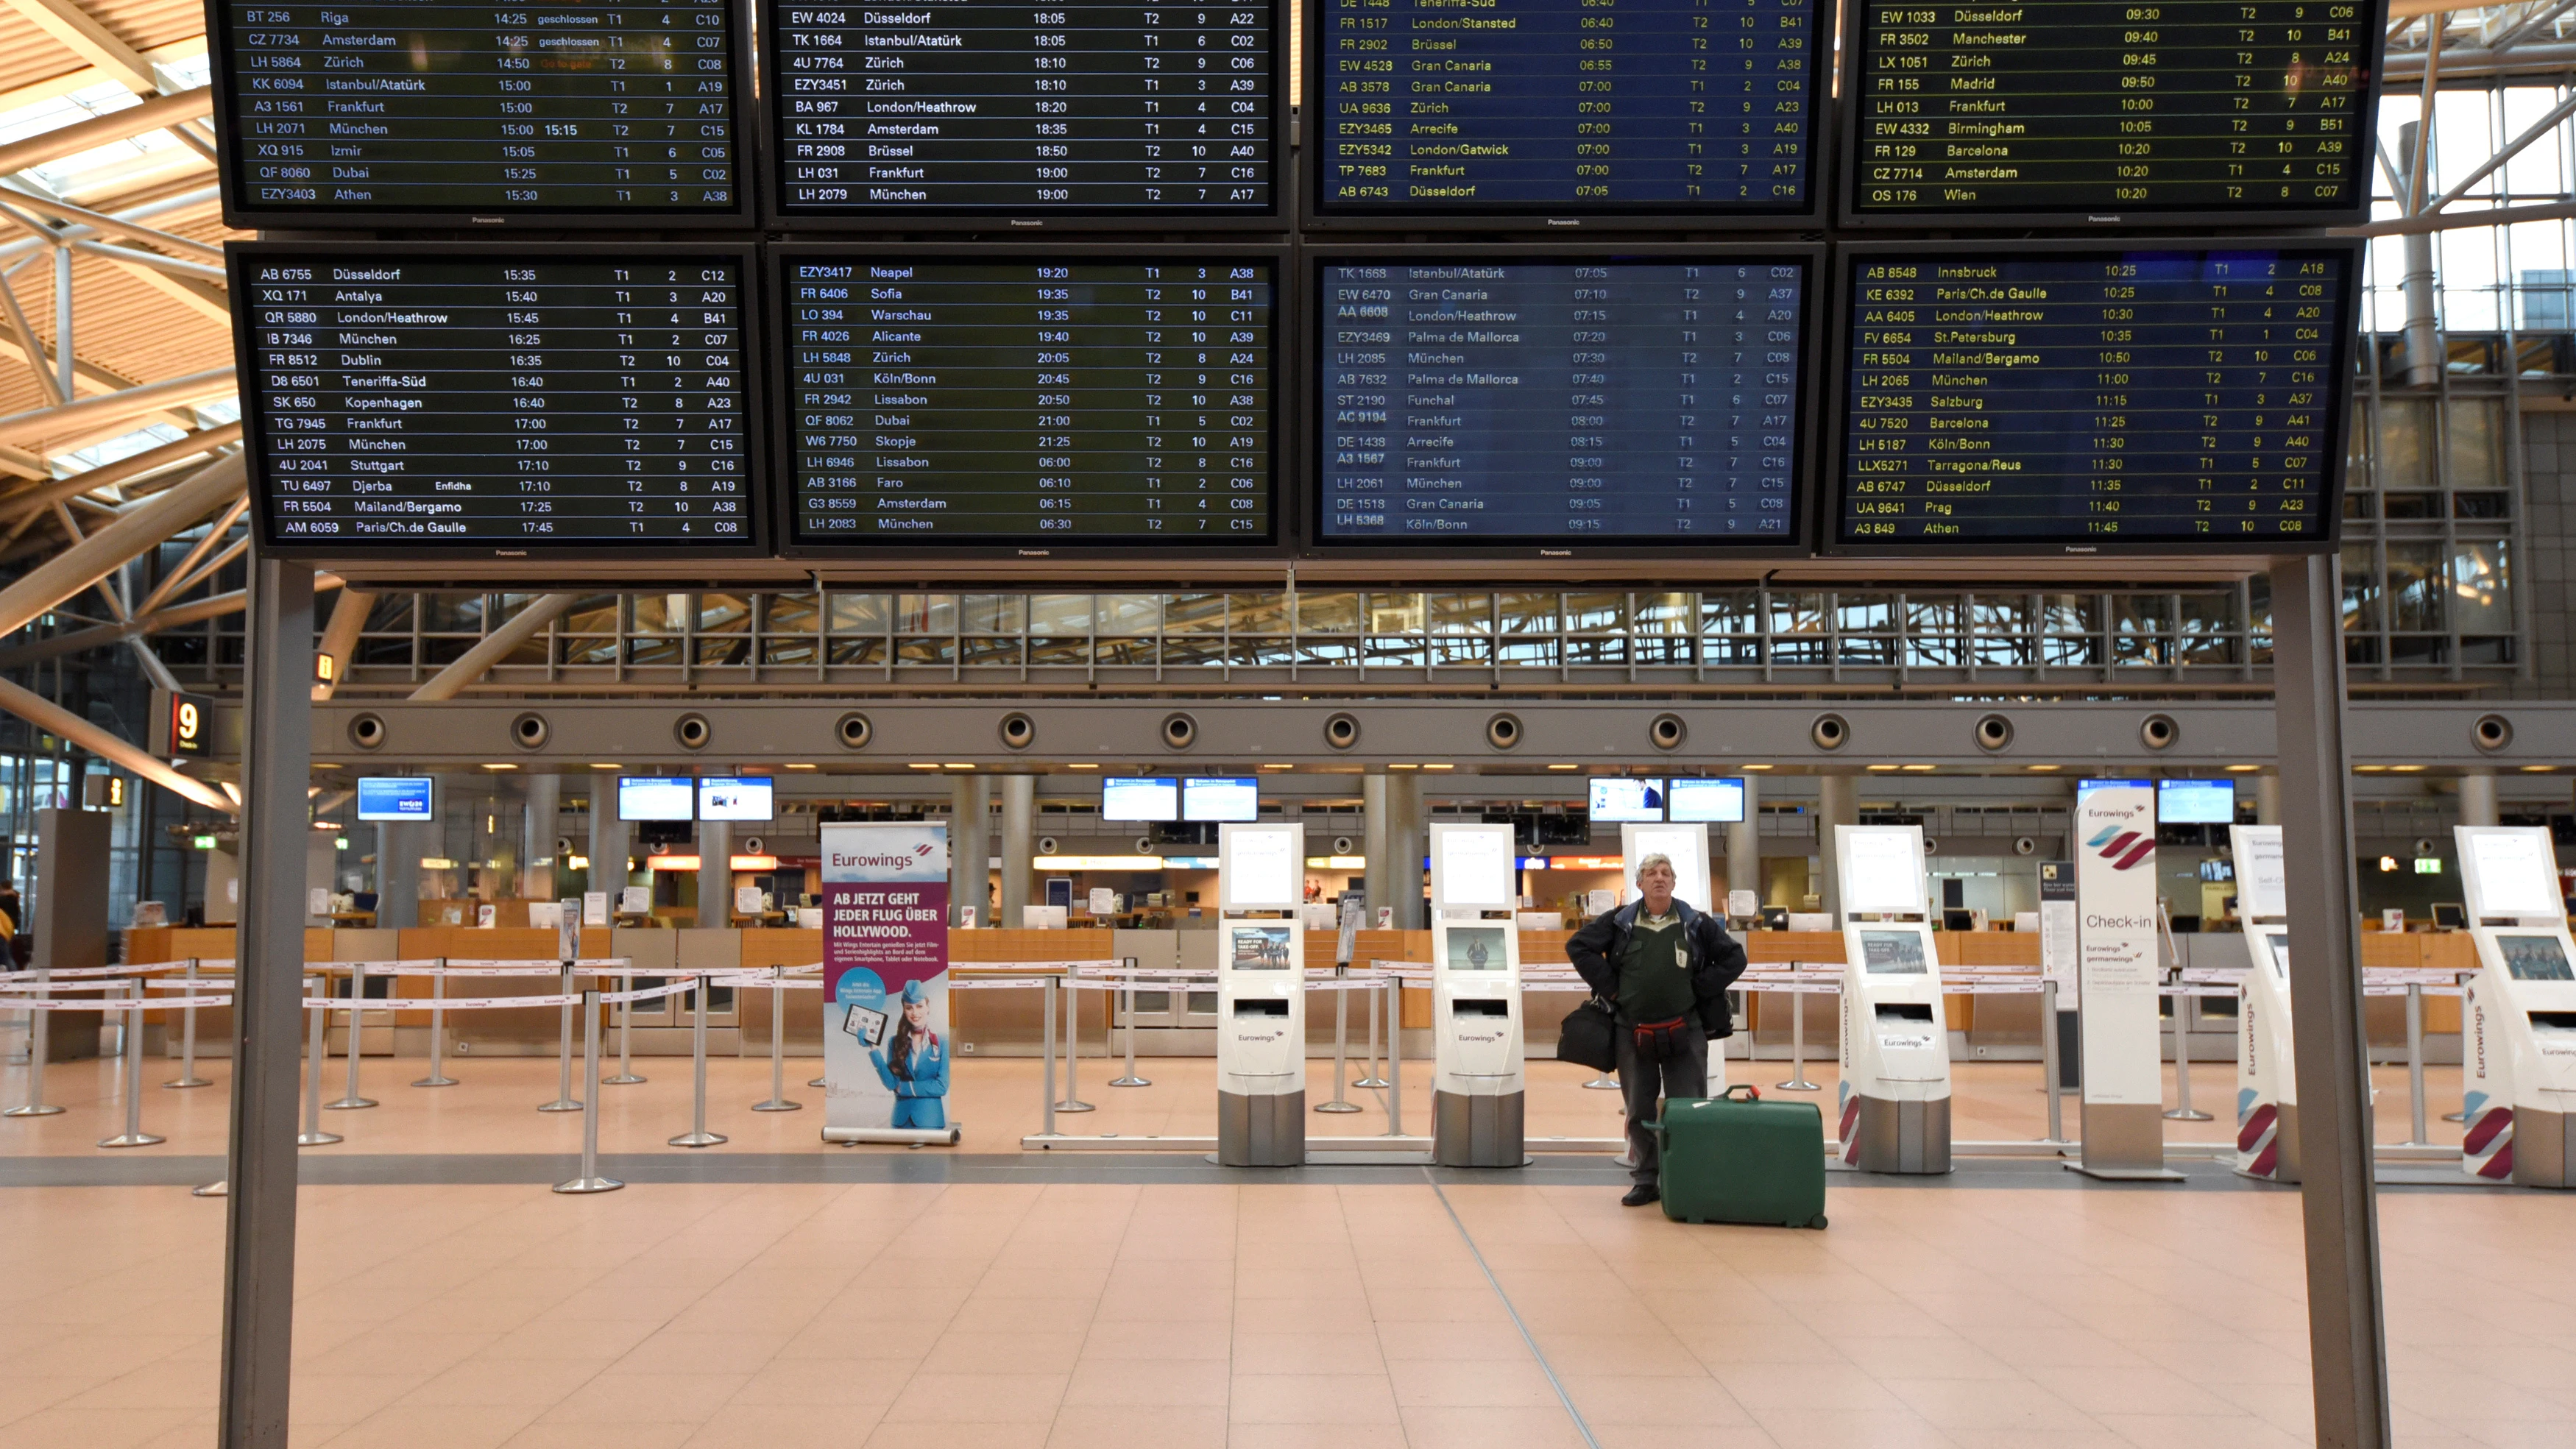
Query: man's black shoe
[{"left": 1621, "top": 1184, "right": 1660, "bottom": 1208}]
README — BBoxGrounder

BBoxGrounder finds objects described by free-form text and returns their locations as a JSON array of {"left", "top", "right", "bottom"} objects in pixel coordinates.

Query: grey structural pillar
[
  {"left": 2396, "top": 123, "right": 2441, "bottom": 389},
  {"left": 1815, "top": 772, "right": 1860, "bottom": 921},
  {"left": 2457, "top": 768, "right": 2499, "bottom": 829},
  {"left": 587, "top": 782, "right": 630, "bottom": 908},
  {"left": 374, "top": 819, "right": 420, "bottom": 932},
  {"left": 2270, "top": 554, "right": 2394, "bottom": 1449},
  {"left": 2256, "top": 769, "right": 2282, "bottom": 827},
  {"left": 522, "top": 771, "right": 561, "bottom": 901},
  {"left": 1726, "top": 773, "right": 1761, "bottom": 909},
  {"left": 696, "top": 819, "right": 732, "bottom": 927},
  {"left": 1362, "top": 771, "right": 1390, "bottom": 923},
  {"left": 999, "top": 772, "right": 1034, "bottom": 928},
  {"left": 219, "top": 556, "right": 315, "bottom": 1449},
  {"left": 1386, "top": 770, "right": 1425, "bottom": 929},
  {"left": 950, "top": 774, "right": 992, "bottom": 926}
]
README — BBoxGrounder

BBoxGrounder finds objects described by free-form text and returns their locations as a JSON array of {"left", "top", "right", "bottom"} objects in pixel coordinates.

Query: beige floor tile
[
  {"left": 1386, "top": 1358, "right": 1561, "bottom": 1409},
  {"left": 1744, "top": 1406, "right": 1957, "bottom": 1449},
  {"left": 534, "top": 1370, "right": 749, "bottom": 1425},
  {"left": 1557, "top": 1372, "right": 1754, "bottom": 1427},
  {"left": 1589, "top": 1425, "right": 1781, "bottom": 1449},
  {"left": 1221, "top": 1425, "right": 1408, "bottom": 1449},
  {"left": 678, "top": 1403, "right": 882, "bottom": 1449},
  {"left": 880, "top": 1372, "right": 1069, "bottom": 1424},
  {"left": 1080, "top": 1319, "right": 1234, "bottom": 1362},
  {"left": 1044, "top": 1404, "right": 1229, "bottom": 1449},
  {"left": 1880, "top": 1376, "right": 2100, "bottom": 1434},
  {"left": 322, "top": 1403, "right": 547, "bottom": 1449},
  {"left": 1370, "top": 1320, "right": 1530, "bottom": 1362},
  {"left": 1230, "top": 1332, "right": 1384, "bottom": 1375},
  {"left": 863, "top": 1422, "right": 1047, "bottom": 1449},
  {"left": 1396, "top": 1404, "right": 1593, "bottom": 1449},
  {"left": 917, "top": 1331, "right": 1089, "bottom": 1376},
  {"left": 0, "top": 1407, "right": 205, "bottom": 1449},
  {"left": 723, "top": 1357, "right": 907, "bottom": 1410},
  {"left": 1061, "top": 1358, "right": 1231, "bottom": 1408},
  {"left": 1223, "top": 1374, "right": 1400, "bottom": 1425},
  {"left": 2091, "top": 1412, "right": 2313, "bottom": 1449},
  {"left": 506, "top": 1422, "right": 697, "bottom": 1449}
]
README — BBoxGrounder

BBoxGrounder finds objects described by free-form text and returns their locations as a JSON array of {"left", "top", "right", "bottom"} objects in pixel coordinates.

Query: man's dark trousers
[{"left": 1616, "top": 1026, "right": 1709, "bottom": 1186}]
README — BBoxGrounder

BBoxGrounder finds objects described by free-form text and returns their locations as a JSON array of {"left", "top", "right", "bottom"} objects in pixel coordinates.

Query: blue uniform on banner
[{"left": 867, "top": 979, "right": 949, "bottom": 1130}]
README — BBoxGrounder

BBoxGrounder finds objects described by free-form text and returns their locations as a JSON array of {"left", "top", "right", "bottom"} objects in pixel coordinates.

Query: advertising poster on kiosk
[
  {"left": 2073, "top": 780, "right": 2176, "bottom": 1178},
  {"left": 821, "top": 823, "right": 957, "bottom": 1144}
]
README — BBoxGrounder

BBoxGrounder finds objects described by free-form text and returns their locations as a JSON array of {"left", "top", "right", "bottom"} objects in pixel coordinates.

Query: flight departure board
[
  {"left": 779, "top": 252, "right": 1278, "bottom": 548},
  {"left": 233, "top": 245, "right": 765, "bottom": 558},
  {"left": 1315, "top": 251, "right": 1816, "bottom": 546},
  {"left": 1841, "top": 0, "right": 2382, "bottom": 224},
  {"left": 766, "top": 1, "right": 1282, "bottom": 221},
  {"left": 1831, "top": 242, "right": 2360, "bottom": 553},
  {"left": 1312, "top": 0, "right": 1822, "bottom": 223},
  {"left": 210, "top": 1, "right": 751, "bottom": 227}
]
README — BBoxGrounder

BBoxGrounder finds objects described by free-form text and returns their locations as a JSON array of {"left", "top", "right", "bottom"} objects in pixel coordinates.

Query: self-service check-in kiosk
[
  {"left": 2457, "top": 825, "right": 2576, "bottom": 1187},
  {"left": 1217, "top": 821, "right": 1306, "bottom": 1166},
  {"left": 1429, "top": 823, "right": 1524, "bottom": 1166},
  {"left": 2225, "top": 825, "right": 2299, "bottom": 1183},
  {"left": 1833, "top": 825, "right": 1952, "bottom": 1173}
]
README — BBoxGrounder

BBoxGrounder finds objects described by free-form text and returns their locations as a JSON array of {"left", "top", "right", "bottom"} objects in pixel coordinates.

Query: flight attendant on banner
[{"left": 868, "top": 979, "right": 949, "bottom": 1130}]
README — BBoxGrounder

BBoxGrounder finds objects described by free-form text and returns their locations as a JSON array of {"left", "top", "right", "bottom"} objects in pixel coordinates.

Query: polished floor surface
[{"left": 0, "top": 1029, "right": 2553, "bottom": 1449}]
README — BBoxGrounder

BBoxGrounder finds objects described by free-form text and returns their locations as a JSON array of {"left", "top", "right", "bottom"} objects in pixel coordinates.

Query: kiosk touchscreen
[
  {"left": 1428, "top": 823, "right": 1525, "bottom": 1167},
  {"left": 1833, "top": 826, "right": 1953, "bottom": 1173},
  {"left": 2225, "top": 826, "right": 2299, "bottom": 1182},
  {"left": 2456, "top": 826, "right": 2576, "bottom": 1186},
  {"left": 1216, "top": 822, "right": 1306, "bottom": 1166}
]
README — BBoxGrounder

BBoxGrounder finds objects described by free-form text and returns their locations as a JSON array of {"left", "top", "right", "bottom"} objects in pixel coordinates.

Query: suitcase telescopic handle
[{"left": 1719, "top": 1084, "right": 1762, "bottom": 1102}]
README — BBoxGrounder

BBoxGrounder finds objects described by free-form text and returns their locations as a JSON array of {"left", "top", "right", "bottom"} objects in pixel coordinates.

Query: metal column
[
  {"left": 218, "top": 557, "right": 315, "bottom": 1449},
  {"left": 1362, "top": 772, "right": 1390, "bottom": 927},
  {"left": 999, "top": 772, "right": 1034, "bottom": 929},
  {"left": 1816, "top": 773, "right": 1859, "bottom": 920},
  {"left": 523, "top": 771, "right": 562, "bottom": 901},
  {"left": 2270, "top": 554, "right": 2393, "bottom": 1449},
  {"left": 696, "top": 819, "right": 732, "bottom": 927},
  {"left": 1726, "top": 773, "right": 1761, "bottom": 909},
  {"left": 949, "top": 775, "right": 991, "bottom": 926}
]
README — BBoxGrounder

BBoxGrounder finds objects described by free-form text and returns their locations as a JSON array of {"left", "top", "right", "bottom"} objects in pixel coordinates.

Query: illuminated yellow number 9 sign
[{"left": 167, "top": 692, "right": 208, "bottom": 757}]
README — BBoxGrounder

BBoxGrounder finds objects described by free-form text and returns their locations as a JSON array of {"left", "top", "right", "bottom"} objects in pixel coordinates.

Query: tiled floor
[{"left": 1, "top": 1023, "right": 2552, "bottom": 1449}]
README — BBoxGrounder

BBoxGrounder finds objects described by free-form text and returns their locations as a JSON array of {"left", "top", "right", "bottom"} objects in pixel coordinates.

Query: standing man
[{"left": 1567, "top": 852, "right": 1748, "bottom": 1206}]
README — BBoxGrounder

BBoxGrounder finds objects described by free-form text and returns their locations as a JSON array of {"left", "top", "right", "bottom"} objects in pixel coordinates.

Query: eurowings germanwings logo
[{"left": 2086, "top": 826, "right": 2156, "bottom": 871}]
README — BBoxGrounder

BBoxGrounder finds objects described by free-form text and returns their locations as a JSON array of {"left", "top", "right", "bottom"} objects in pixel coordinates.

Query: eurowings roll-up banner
[
  {"left": 821, "top": 823, "right": 958, "bottom": 1145},
  {"left": 2073, "top": 780, "right": 2175, "bottom": 1177}
]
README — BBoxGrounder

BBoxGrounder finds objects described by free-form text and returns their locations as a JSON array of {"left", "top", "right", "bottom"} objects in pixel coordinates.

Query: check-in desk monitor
[
  {"left": 2225, "top": 824, "right": 2299, "bottom": 1182},
  {"left": 1216, "top": 821, "right": 1306, "bottom": 1166},
  {"left": 1833, "top": 824, "right": 1952, "bottom": 1174},
  {"left": 2456, "top": 825, "right": 2576, "bottom": 1188},
  {"left": 1429, "top": 823, "right": 1524, "bottom": 1168}
]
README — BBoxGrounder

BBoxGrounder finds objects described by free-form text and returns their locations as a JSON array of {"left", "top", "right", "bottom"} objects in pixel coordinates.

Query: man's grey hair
[{"left": 1635, "top": 852, "right": 1676, "bottom": 882}]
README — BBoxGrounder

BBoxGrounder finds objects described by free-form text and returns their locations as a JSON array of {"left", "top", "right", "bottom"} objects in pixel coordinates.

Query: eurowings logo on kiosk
[{"left": 2086, "top": 826, "right": 2158, "bottom": 871}]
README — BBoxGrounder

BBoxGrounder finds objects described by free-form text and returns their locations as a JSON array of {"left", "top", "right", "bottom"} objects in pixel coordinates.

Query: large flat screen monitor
[
  {"left": 697, "top": 777, "right": 774, "bottom": 822},
  {"left": 1588, "top": 778, "right": 1665, "bottom": 822},
  {"left": 232, "top": 243, "right": 765, "bottom": 560},
  {"left": 1666, "top": 778, "right": 1747, "bottom": 823},
  {"left": 2158, "top": 779, "right": 2237, "bottom": 825},
  {"left": 355, "top": 776, "right": 434, "bottom": 822},
  {"left": 618, "top": 777, "right": 698, "bottom": 822},
  {"left": 765, "top": 0, "right": 1284, "bottom": 226},
  {"left": 1312, "top": 249, "right": 1819, "bottom": 553},
  {"left": 776, "top": 249, "right": 1280, "bottom": 552},
  {"left": 1836, "top": 1, "right": 2385, "bottom": 229},
  {"left": 1102, "top": 778, "right": 1181, "bottom": 822},
  {"left": 1830, "top": 241, "right": 2361, "bottom": 555},
  {"left": 1305, "top": 0, "right": 1828, "bottom": 227},
  {"left": 1181, "top": 777, "right": 1260, "bottom": 822},
  {"left": 209, "top": 0, "right": 754, "bottom": 229}
]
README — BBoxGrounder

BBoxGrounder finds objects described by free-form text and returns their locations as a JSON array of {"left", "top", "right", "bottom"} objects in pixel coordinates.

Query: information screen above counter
[
  {"left": 209, "top": 0, "right": 755, "bottom": 228},
  {"left": 1827, "top": 239, "right": 2360, "bottom": 555}
]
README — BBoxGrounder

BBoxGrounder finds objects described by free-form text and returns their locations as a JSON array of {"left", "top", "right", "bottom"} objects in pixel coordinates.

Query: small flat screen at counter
[
  {"left": 784, "top": 257, "right": 1275, "bottom": 544},
  {"left": 1846, "top": 0, "right": 2373, "bottom": 219},
  {"left": 240, "top": 251, "right": 754, "bottom": 550},
  {"left": 2499, "top": 935, "right": 2575, "bottom": 982},
  {"left": 768, "top": 1, "right": 1277, "bottom": 217},
  {"left": 1859, "top": 930, "right": 1928, "bottom": 974},
  {"left": 1317, "top": 258, "right": 1808, "bottom": 541},
  {"left": 1836, "top": 247, "right": 2353, "bottom": 549},
  {"left": 1313, "top": 0, "right": 1821, "bottom": 219},
  {"left": 213, "top": 0, "right": 745, "bottom": 222}
]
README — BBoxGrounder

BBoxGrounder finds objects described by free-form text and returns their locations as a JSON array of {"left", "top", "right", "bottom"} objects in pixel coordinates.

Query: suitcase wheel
[{"left": 1807, "top": 1215, "right": 1829, "bottom": 1230}]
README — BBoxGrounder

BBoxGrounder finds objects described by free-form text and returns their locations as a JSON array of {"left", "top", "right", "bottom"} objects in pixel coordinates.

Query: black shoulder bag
[{"left": 1556, "top": 995, "right": 1618, "bottom": 1072}]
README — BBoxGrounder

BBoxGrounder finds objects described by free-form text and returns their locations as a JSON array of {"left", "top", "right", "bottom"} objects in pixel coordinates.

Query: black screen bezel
[
  {"left": 758, "top": 0, "right": 1293, "bottom": 230},
  {"left": 208, "top": 0, "right": 761, "bottom": 230},
  {"left": 1819, "top": 235, "right": 2364, "bottom": 558},
  {"left": 1299, "top": 0, "right": 1834, "bottom": 231},
  {"left": 1830, "top": 0, "right": 2389, "bottom": 230},
  {"left": 770, "top": 241, "right": 1298, "bottom": 560},
  {"left": 230, "top": 239, "right": 774, "bottom": 563},
  {"left": 1301, "top": 241, "right": 1825, "bottom": 562}
]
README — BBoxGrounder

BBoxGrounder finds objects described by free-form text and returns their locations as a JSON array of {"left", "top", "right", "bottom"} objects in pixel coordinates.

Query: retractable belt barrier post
[
  {"left": 414, "top": 959, "right": 457, "bottom": 1088},
  {"left": 1318, "top": 967, "right": 1359, "bottom": 1114},
  {"left": 325, "top": 962, "right": 378, "bottom": 1110},
  {"left": 1110, "top": 958, "right": 1150, "bottom": 1088},
  {"left": 1041, "top": 974, "right": 1058, "bottom": 1138},
  {"left": 96, "top": 982, "right": 166, "bottom": 1149},
  {"left": 1056, "top": 966, "right": 1093, "bottom": 1113},
  {"left": 606, "top": 963, "right": 644, "bottom": 1085},
  {"left": 166, "top": 958, "right": 210, "bottom": 1089},
  {"left": 1358, "top": 974, "right": 1389, "bottom": 1091},
  {"left": 2163, "top": 971, "right": 2212, "bottom": 1122},
  {"left": 299, "top": 977, "right": 340, "bottom": 1147},
  {"left": 2403, "top": 981, "right": 2430, "bottom": 1147},
  {"left": 1776, "top": 966, "right": 1822, "bottom": 1092},
  {"left": 668, "top": 973, "right": 725, "bottom": 1149},
  {"left": 2041, "top": 978, "right": 2070, "bottom": 1145},
  {"left": 539, "top": 961, "right": 582, "bottom": 1113},
  {"left": 752, "top": 968, "right": 801, "bottom": 1112},
  {"left": 4, "top": 968, "right": 62, "bottom": 1118},
  {"left": 555, "top": 991, "right": 622, "bottom": 1195}
]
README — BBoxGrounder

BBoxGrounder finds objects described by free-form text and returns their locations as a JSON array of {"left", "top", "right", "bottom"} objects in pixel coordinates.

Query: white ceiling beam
[
  {"left": 0, "top": 88, "right": 213, "bottom": 179},
  {"left": 3, "top": 0, "right": 161, "bottom": 94},
  {"left": 0, "top": 366, "right": 234, "bottom": 448}
]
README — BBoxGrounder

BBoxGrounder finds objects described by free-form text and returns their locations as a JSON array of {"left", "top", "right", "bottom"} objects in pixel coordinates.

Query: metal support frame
[
  {"left": 1109, "top": 959, "right": 1149, "bottom": 1088},
  {"left": 668, "top": 974, "right": 726, "bottom": 1148},
  {"left": 4, "top": 968, "right": 61, "bottom": 1116},
  {"left": 219, "top": 556, "right": 314, "bottom": 1449},
  {"left": 2040, "top": 978, "right": 2070, "bottom": 1146},
  {"left": 2271, "top": 554, "right": 2394, "bottom": 1449},
  {"left": 1776, "top": 979, "right": 1821, "bottom": 1092},
  {"left": 606, "top": 966, "right": 643, "bottom": 1085},
  {"left": 166, "top": 957, "right": 208, "bottom": 1088},
  {"left": 538, "top": 962, "right": 581, "bottom": 1112},
  {"left": 413, "top": 963, "right": 456, "bottom": 1088},
  {"left": 751, "top": 974, "right": 800, "bottom": 1111},
  {"left": 2165, "top": 979, "right": 2212, "bottom": 1122},
  {"left": 323, "top": 963, "right": 375, "bottom": 1110},
  {"left": 1317, "top": 974, "right": 1360, "bottom": 1113},
  {"left": 1055, "top": 968, "right": 1093, "bottom": 1113},
  {"left": 95, "top": 984, "right": 163, "bottom": 1148},
  {"left": 554, "top": 992, "right": 621, "bottom": 1194}
]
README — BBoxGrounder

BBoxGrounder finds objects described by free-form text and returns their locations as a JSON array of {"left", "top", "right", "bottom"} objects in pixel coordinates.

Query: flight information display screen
[
  {"left": 781, "top": 253, "right": 1277, "bottom": 547},
  {"left": 1316, "top": 255, "right": 1812, "bottom": 544},
  {"left": 1844, "top": 0, "right": 2379, "bottom": 222},
  {"left": 1833, "top": 244, "right": 2357, "bottom": 551},
  {"left": 235, "top": 246, "right": 762, "bottom": 556},
  {"left": 767, "top": 1, "right": 1280, "bottom": 219},
  {"left": 1312, "top": 0, "right": 1820, "bottom": 221},
  {"left": 211, "top": 0, "right": 749, "bottom": 224}
]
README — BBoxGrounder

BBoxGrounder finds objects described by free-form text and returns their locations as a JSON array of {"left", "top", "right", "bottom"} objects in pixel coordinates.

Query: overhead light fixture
[
  {"left": 730, "top": 854, "right": 779, "bottom": 871},
  {"left": 907, "top": 762, "right": 941, "bottom": 770},
  {"left": 942, "top": 762, "right": 976, "bottom": 770},
  {"left": 2025, "top": 765, "right": 2061, "bottom": 772},
  {"left": 591, "top": 762, "right": 623, "bottom": 770},
  {"left": 1423, "top": 763, "right": 1453, "bottom": 770},
  {"left": 482, "top": 762, "right": 517, "bottom": 771},
  {"left": 1066, "top": 762, "right": 1099, "bottom": 770},
  {"left": 784, "top": 762, "right": 818, "bottom": 770},
  {"left": 1866, "top": 764, "right": 1900, "bottom": 773},
  {"left": 2521, "top": 765, "right": 2557, "bottom": 773},
  {"left": 2224, "top": 764, "right": 2260, "bottom": 773},
  {"left": 2377, "top": 856, "right": 2399, "bottom": 873},
  {"left": 1900, "top": 764, "right": 1936, "bottom": 772},
  {"left": 1546, "top": 763, "right": 1578, "bottom": 770},
  {"left": 1741, "top": 764, "right": 1773, "bottom": 772}
]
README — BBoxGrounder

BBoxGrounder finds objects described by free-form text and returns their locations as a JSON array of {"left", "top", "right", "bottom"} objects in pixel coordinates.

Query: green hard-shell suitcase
[{"left": 1654, "top": 1085, "right": 1829, "bottom": 1229}]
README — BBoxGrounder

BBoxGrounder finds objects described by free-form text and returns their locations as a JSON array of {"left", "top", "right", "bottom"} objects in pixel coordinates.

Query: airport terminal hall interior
[{"left": 10, "top": 0, "right": 2576, "bottom": 1446}]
